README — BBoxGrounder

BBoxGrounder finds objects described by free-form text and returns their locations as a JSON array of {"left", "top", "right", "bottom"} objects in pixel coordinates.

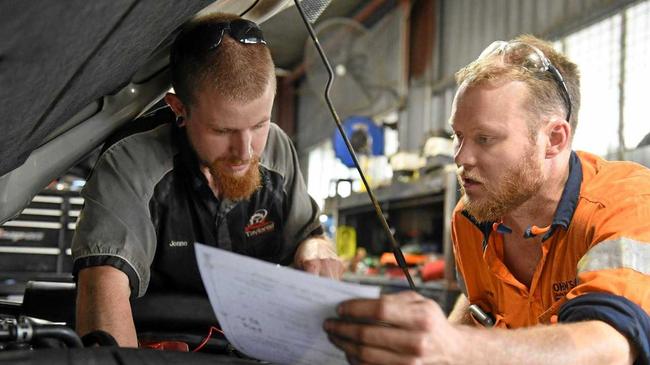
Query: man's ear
[
  {"left": 164, "top": 93, "right": 187, "bottom": 126},
  {"left": 545, "top": 118, "right": 571, "bottom": 158}
]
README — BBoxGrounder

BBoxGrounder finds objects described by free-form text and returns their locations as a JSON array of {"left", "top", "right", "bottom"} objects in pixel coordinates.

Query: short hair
[
  {"left": 455, "top": 35, "right": 581, "bottom": 139},
  {"left": 170, "top": 13, "right": 275, "bottom": 109}
]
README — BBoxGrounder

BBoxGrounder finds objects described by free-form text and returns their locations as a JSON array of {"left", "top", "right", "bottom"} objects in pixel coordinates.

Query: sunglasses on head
[
  {"left": 478, "top": 41, "right": 572, "bottom": 123},
  {"left": 172, "top": 19, "right": 266, "bottom": 62}
]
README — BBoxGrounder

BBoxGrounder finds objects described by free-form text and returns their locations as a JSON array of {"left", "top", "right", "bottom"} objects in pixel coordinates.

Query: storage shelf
[
  {"left": 0, "top": 191, "right": 81, "bottom": 295},
  {"left": 343, "top": 273, "right": 448, "bottom": 290},
  {"left": 333, "top": 165, "right": 460, "bottom": 313}
]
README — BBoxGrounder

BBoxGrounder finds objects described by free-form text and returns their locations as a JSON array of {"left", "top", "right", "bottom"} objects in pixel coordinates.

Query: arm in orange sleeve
[{"left": 560, "top": 195, "right": 650, "bottom": 364}]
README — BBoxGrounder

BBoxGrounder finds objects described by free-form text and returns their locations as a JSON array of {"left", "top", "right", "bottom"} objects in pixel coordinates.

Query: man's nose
[
  {"left": 230, "top": 131, "right": 252, "bottom": 160},
  {"left": 454, "top": 139, "right": 476, "bottom": 168}
]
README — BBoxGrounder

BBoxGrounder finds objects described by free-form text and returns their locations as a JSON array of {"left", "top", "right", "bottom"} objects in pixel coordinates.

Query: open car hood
[{"left": 0, "top": 0, "right": 294, "bottom": 224}]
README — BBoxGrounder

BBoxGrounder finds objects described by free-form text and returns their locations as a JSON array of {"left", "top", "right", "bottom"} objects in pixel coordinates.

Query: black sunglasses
[{"left": 171, "top": 19, "right": 266, "bottom": 63}]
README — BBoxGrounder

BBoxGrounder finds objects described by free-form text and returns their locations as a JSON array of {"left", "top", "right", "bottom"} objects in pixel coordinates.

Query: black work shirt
[{"left": 72, "top": 109, "right": 323, "bottom": 297}]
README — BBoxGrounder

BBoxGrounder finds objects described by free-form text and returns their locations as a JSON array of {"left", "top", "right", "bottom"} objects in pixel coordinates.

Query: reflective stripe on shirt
[{"left": 578, "top": 237, "right": 650, "bottom": 275}]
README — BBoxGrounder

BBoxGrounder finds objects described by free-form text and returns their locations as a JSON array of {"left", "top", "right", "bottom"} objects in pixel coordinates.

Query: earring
[{"left": 175, "top": 116, "right": 184, "bottom": 126}]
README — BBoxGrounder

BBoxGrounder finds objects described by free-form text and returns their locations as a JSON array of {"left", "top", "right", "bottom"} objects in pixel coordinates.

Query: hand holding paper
[{"left": 194, "top": 243, "right": 380, "bottom": 365}]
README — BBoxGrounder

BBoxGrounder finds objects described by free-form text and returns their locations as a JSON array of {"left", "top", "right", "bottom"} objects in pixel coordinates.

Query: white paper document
[{"left": 194, "top": 243, "right": 381, "bottom": 365}]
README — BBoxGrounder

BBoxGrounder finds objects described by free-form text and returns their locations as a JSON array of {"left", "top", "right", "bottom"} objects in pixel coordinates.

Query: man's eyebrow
[
  {"left": 475, "top": 123, "right": 507, "bottom": 133},
  {"left": 212, "top": 119, "right": 268, "bottom": 132}
]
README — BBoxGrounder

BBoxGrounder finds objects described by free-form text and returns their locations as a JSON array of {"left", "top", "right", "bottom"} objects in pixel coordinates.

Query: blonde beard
[
  {"left": 459, "top": 147, "right": 544, "bottom": 223},
  {"left": 209, "top": 156, "right": 262, "bottom": 201}
]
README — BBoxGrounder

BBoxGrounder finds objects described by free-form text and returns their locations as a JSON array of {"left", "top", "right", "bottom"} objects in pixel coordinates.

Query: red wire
[{"left": 192, "top": 325, "right": 225, "bottom": 352}]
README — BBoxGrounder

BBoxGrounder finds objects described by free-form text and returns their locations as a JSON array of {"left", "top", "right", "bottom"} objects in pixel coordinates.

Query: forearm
[
  {"left": 455, "top": 320, "right": 635, "bottom": 365},
  {"left": 447, "top": 293, "right": 474, "bottom": 325},
  {"left": 76, "top": 266, "right": 138, "bottom": 347}
]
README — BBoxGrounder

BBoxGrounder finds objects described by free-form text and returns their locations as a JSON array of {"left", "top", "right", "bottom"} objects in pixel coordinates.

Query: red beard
[
  {"left": 458, "top": 147, "right": 543, "bottom": 222},
  {"left": 209, "top": 156, "right": 262, "bottom": 201}
]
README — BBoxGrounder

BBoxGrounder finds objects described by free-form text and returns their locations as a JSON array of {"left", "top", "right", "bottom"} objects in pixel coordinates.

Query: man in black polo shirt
[{"left": 72, "top": 13, "right": 344, "bottom": 347}]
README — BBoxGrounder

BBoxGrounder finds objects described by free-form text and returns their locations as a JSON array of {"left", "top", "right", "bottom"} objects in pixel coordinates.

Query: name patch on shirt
[
  {"left": 244, "top": 209, "right": 276, "bottom": 238},
  {"left": 169, "top": 240, "right": 188, "bottom": 247}
]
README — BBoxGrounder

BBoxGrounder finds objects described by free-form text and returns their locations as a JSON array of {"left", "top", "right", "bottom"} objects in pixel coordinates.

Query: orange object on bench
[
  {"left": 421, "top": 259, "right": 446, "bottom": 281},
  {"left": 379, "top": 252, "right": 428, "bottom": 266}
]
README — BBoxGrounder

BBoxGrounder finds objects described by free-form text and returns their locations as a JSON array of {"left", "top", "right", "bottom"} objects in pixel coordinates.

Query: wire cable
[
  {"left": 192, "top": 325, "right": 225, "bottom": 352},
  {"left": 293, "top": 0, "right": 416, "bottom": 290}
]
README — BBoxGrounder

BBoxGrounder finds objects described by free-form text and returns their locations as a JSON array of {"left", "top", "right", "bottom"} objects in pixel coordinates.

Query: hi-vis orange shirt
[{"left": 452, "top": 151, "right": 650, "bottom": 329}]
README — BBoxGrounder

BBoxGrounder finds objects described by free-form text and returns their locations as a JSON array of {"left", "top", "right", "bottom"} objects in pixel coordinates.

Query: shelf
[
  {"left": 0, "top": 191, "right": 81, "bottom": 295},
  {"left": 333, "top": 165, "right": 460, "bottom": 312},
  {"left": 343, "top": 272, "right": 448, "bottom": 290},
  {"left": 342, "top": 272, "right": 460, "bottom": 312},
  {"left": 334, "top": 173, "right": 449, "bottom": 212}
]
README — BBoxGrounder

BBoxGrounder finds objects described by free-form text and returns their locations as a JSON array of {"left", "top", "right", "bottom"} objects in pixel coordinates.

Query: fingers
[
  {"left": 322, "top": 257, "right": 345, "bottom": 279},
  {"left": 329, "top": 332, "right": 422, "bottom": 365},
  {"left": 324, "top": 319, "right": 433, "bottom": 359},
  {"left": 294, "top": 237, "right": 338, "bottom": 262},
  {"left": 324, "top": 294, "right": 455, "bottom": 364},
  {"left": 302, "top": 258, "right": 345, "bottom": 280},
  {"left": 302, "top": 259, "right": 321, "bottom": 274},
  {"left": 336, "top": 291, "right": 443, "bottom": 331},
  {"left": 294, "top": 238, "right": 345, "bottom": 279}
]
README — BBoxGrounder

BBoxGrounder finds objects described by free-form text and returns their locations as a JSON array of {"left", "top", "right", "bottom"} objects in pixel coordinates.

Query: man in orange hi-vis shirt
[{"left": 324, "top": 35, "right": 649, "bottom": 365}]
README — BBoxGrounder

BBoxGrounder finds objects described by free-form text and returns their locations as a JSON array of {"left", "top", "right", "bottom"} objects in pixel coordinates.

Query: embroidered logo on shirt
[
  {"left": 169, "top": 240, "right": 188, "bottom": 247},
  {"left": 244, "top": 209, "right": 275, "bottom": 238}
]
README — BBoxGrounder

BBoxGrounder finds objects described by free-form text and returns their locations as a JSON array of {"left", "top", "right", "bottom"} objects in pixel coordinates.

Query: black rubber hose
[
  {"left": 32, "top": 325, "right": 83, "bottom": 348},
  {"left": 81, "top": 330, "right": 118, "bottom": 347}
]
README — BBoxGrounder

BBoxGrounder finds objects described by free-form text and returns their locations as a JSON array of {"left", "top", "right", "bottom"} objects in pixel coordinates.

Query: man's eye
[{"left": 476, "top": 135, "right": 492, "bottom": 145}]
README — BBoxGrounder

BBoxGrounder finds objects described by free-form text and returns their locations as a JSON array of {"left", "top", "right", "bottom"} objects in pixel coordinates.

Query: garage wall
[
  {"left": 295, "top": 2, "right": 409, "bottom": 155},
  {"left": 436, "top": 0, "right": 637, "bottom": 83},
  {"left": 294, "top": 0, "right": 641, "bottom": 154},
  {"left": 399, "top": 0, "right": 640, "bottom": 151}
]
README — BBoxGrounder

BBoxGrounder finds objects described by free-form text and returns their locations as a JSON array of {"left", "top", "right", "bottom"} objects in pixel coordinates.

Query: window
[
  {"left": 307, "top": 141, "right": 339, "bottom": 208},
  {"left": 565, "top": 15, "right": 622, "bottom": 156},
  {"left": 556, "top": 0, "right": 650, "bottom": 155},
  {"left": 624, "top": 1, "right": 650, "bottom": 148}
]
